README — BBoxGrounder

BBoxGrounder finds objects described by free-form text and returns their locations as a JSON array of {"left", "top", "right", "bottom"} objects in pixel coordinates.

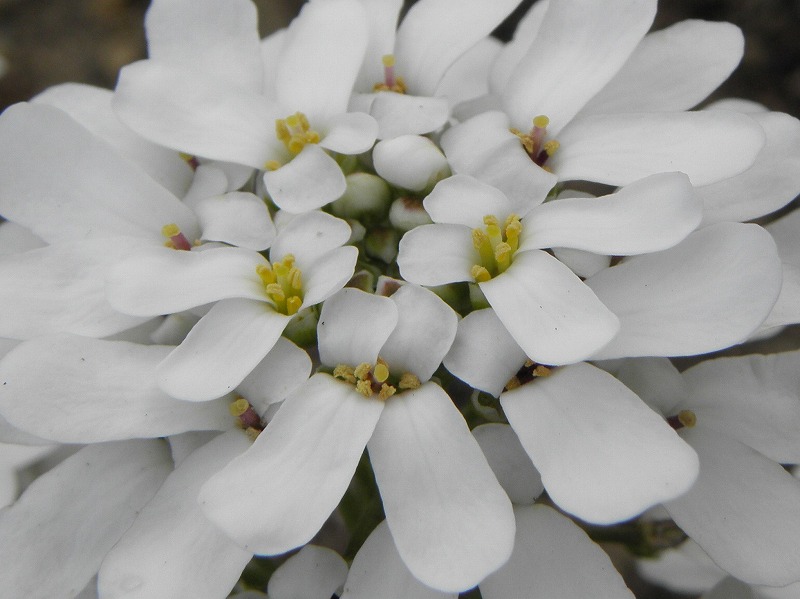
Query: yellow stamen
[
  {"left": 543, "top": 140, "right": 560, "bottom": 156},
  {"left": 266, "top": 283, "right": 285, "bottom": 303},
  {"left": 533, "top": 365, "right": 552, "bottom": 377},
  {"left": 356, "top": 379, "right": 373, "bottom": 397},
  {"left": 256, "top": 263, "right": 276, "bottom": 285},
  {"left": 378, "top": 383, "right": 396, "bottom": 401},
  {"left": 678, "top": 409, "right": 697, "bottom": 428},
  {"left": 285, "top": 295, "right": 302, "bottom": 316},
  {"left": 495, "top": 242, "right": 512, "bottom": 272},
  {"left": 275, "top": 112, "right": 321, "bottom": 155},
  {"left": 229, "top": 398, "right": 250, "bottom": 417},
  {"left": 354, "top": 363, "right": 372, "bottom": 381},
  {"left": 471, "top": 264, "right": 491, "bottom": 283},
  {"left": 398, "top": 372, "right": 421, "bottom": 390},
  {"left": 333, "top": 364, "right": 356, "bottom": 384},
  {"left": 505, "top": 376, "right": 521, "bottom": 390},
  {"left": 245, "top": 427, "right": 261, "bottom": 442},
  {"left": 264, "top": 160, "right": 282, "bottom": 171},
  {"left": 288, "top": 268, "right": 303, "bottom": 292}
]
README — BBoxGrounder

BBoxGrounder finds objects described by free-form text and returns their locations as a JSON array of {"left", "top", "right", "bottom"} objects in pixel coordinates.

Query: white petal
[
  {"left": 423, "top": 175, "right": 515, "bottom": 226},
  {"left": 341, "top": 520, "right": 456, "bottom": 599},
  {"left": 520, "top": 172, "right": 701, "bottom": 254},
  {"left": 33, "top": 83, "right": 192, "bottom": 197},
  {"left": 277, "top": 0, "right": 368, "bottom": 120},
  {"left": 501, "top": 362, "right": 699, "bottom": 523},
  {"left": 586, "top": 223, "right": 783, "bottom": 358},
  {"left": 0, "top": 221, "right": 44, "bottom": 256},
  {"left": 318, "top": 288, "right": 398, "bottom": 368},
  {"left": 236, "top": 337, "right": 312, "bottom": 411},
  {"left": 699, "top": 112, "right": 800, "bottom": 224},
  {"left": 263, "top": 144, "right": 347, "bottom": 213},
  {"left": 114, "top": 61, "right": 280, "bottom": 168},
  {"left": 144, "top": 0, "right": 262, "bottom": 91},
  {"left": 301, "top": 246, "right": 359, "bottom": 308},
  {"left": 443, "top": 308, "right": 527, "bottom": 397},
  {"left": 481, "top": 250, "right": 620, "bottom": 365},
  {"left": 702, "top": 578, "right": 761, "bottom": 599},
  {"left": 199, "top": 374, "right": 383, "bottom": 554},
  {"left": 397, "top": 224, "right": 476, "bottom": 285},
  {"left": 353, "top": 0, "right": 402, "bottom": 92},
  {"left": 373, "top": 135, "right": 449, "bottom": 192},
  {"left": 158, "top": 298, "right": 291, "bottom": 401},
  {"left": 371, "top": 92, "right": 450, "bottom": 139},
  {"left": 194, "top": 192, "right": 276, "bottom": 251},
  {"left": 268, "top": 545, "right": 348, "bottom": 599},
  {"left": 98, "top": 432, "right": 252, "bottom": 599},
  {"left": 0, "top": 102, "right": 197, "bottom": 244},
  {"left": 482, "top": 505, "right": 635, "bottom": 599},
  {"left": 552, "top": 247, "right": 611, "bottom": 278},
  {"left": 552, "top": 111, "right": 766, "bottom": 186},
  {"left": 0, "top": 335, "right": 231, "bottom": 442},
  {"left": 106, "top": 245, "right": 266, "bottom": 316},
  {"left": 436, "top": 37, "right": 502, "bottom": 105},
  {"left": 488, "top": 0, "right": 549, "bottom": 94},
  {"left": 637, "top": 540, "right": 727, "bottom": 596},
  {"left": 0, "top": 440, "right": 170, "bottom": 599},
  {"left": 614, "top": 357, "right": 687, "bottom": 416},
  {"left": 260, "top": 29, "right": 287, "bottom": 100},
  {"left": 503, "top": 0, "right": 656, "bottom": 133},
  {"left": 368, "top": 383, "right": 515, "bottom": 592},
  {"left": 380, "top": 284, "right": 457, "bottom": 381},
  {"left": 0, "top": 238, "right": 150, "bottom": 339},
  {"left": 681, "top": 351, "right": 800, "bottom": 464},
  {"left": 270, "top": 210, "right": 351, "bottom": 269},
  {"left": 666, "top": 428, "right": 800, "bottom": 586},
  {"left": 472, "top": 423, "right": 543, "bottom": 505},
  {"left": 182, "top": 164, "right": 229, "bottom": 206},
  {"left": 395, "top": 0, "right": 520, "bottom": 96},
  {"left": 580, "top": 20, "right": 743, "bottom": 115},
  {"left": 319, "top": 111, "right": 378, "bottom": 155}
]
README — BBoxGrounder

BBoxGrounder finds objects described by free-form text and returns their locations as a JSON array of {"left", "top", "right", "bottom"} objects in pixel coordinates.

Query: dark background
[{"left": 0, "top": 1, "right": 797, "bottom": 597}]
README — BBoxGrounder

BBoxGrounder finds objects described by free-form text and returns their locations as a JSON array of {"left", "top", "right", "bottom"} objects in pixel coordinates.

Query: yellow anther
[
  {"left": 333, "top": 364, "right": 356, "bottom": 384},
  {"left": 275, "top": 112, "right": 321, "bottom": 155},
  {"left": 288, "top": 268, "right": 303, "bottom": 292},
  {"left": 505, "top": 376, "right": 521, "bottom": 390},
  {"left": 398, "top": 372, "right": 421, "bottom": 390},
  {"left": 245, "top": 427, "right": 261, "bottom": 442},
  {"left": 282, "top": 254, "right": 296, "bottom": 268},
  {"left": 264, "top": 160, "right": 282, "bottom": 171},
  {"left": 266, "top": 283, "right": 285, "bottom": 302},
  {"left": 354, "top": 363, "right": 372, "bottom": 381},
  {"left": 285, "top": 113, "right": 301, "bottom": 129},
  {"left": 161, "top": 223, "right": 181, "bottom": 238},
  {"left": 229, "top": 398, "right": 250, "bottom": 417},
  {"left": 163, "top": 240, "right": 176, "bottom": 249},
  {"left": 286, "top": 295, "right": 302, "bottom": 316},
  {"left": 373, "top": 362, "right": 390, "bottom": 383},
  {"left": 533, "top": 115, "right": 549, "bottom": 129},
  {"left": 505, "top": 220, "right": 521, "bottom": 252},
  {"left": 510, "top": 128, "right": 535, "bottom": 154},
  {"left": 275, "top": 120, "right": 290, "bottom": 141},
  {"left": 471, "top": 264, "right": 491, "bottom": 283},
  {"left": 533, "top": 365, "right": 552, "bottom": 377},
  {"left": 356, "top": 379, "right": 373, "bottom": 397},
  {"left": 274, "top": 261, "right": 289, "bottom": 278},
  {"left": 543, "top": 140, "right": 560, "bottom": 156},
  {"left": 256, "top": 263, "right": 276, "bottom": 285},
  {"left": 678, "top": 409, "right": 697, "bottom": 428},
  {"left": 378, "top": 383, "right": 396, "bottom": 401},
  {"left": 382, "top": 54, "right": 395, "bottom": 67},
  {"left": 495, "top": 242, "right": 512, "bottom": 272}
]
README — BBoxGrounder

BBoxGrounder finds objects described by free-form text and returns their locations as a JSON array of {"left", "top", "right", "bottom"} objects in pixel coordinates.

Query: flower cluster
[{"left": 1, "top": 0, "right": 799, "bottom": 597}]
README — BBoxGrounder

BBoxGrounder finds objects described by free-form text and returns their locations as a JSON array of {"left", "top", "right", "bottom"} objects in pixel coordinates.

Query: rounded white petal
[
  {"left": 552, "top": 247, "right": 611, "bottom": 278},
  {"left": 318, "top": 288, "right": 398, "bottom": 368},
  {"left": 368, "top": 383, "right": 515, "bottom": 592},
  {"left": 379, "top": 284, "right": 457, "bottom": 381},
  {"left": 319, "top": 111, "right": 378, "bottom": 155},
  {"left": 194, "top": 191, "right": 276, "bottom": 251},
  {"left": 371, "top": 92, "right": 450, "bottom": 139},
  {"left": 236, "top": 337, "right": 312, "bottom": 411},
  {"left": 423, "top": 175, "right": 515, "bottom": 226},
  {"left": 158, "top": 298, "right": 291, "bottom": 401},
  {"left": 373, "top": 135, "right": 449, "bottom": 192},
  {"left": 481, "top": 250, "right": 620, "bottom": 365},
  {"left": 397, "top": 224, "right": 476, "bottom": 285},
  {"left": 552, "top": 111, "right": 766, "bottom": 186},
  {"left": 586, "top": 223, "right": 783, "bottom": 359},
  {"left": 264, "top": 145, "right": 347, "bottom": 213},
  {"left": 0, "top": 440, "right": 171, "bottom": 599},
  {"left": 481, "top": 505, "right": 635, "bottom": 599},
  {"left": 268, "top": 545, "right": 348, "bottom": 599},
  {"left": 270, "top": 210, "right": 352, "bottom": 269},
  {"left": 503, "top": 0, "right": 657, "bottom": 133},
  {"left": 301, "top": 245, "right": 359, "bottom": 308},
  {"left": 98, "top": 432, "right": 252, "bottom": 599},
  {"left": 353, "top": 0, "right": 402, "bottom": 92},
  {"left": 443, "top": 308, "right": 527, "bottom": 397},
  {"left": 580, "top": 20, "right": 744, "bottom": 115},
  {"left": 341, "top": 520, "right": 456, "bottom": 599},
  {"left": 472, "top": 423, "right": 544, "bottom": 505},
  {"left": 501, "top": 362, "right": 699, "bottom": 524},
  {"left": 666, "top": 428, "right": 800, "bottom": 586},
  {"left": 520, "top": 172, "right": 701, "bottom": 255},
  {"left": 199, "top": 374, "right": 383, "bottom": 554},
  {"left": 0, "top": 335, "right": 231, "bottom": 442}
]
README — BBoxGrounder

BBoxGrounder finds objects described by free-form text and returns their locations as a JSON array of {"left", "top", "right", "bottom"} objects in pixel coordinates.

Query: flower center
[
  {"left": 510, "top": 115, "right": 560, "bottom": 169},
  {"left": 332, "top": 357, "right": 420, "bottom": 401},
  {"left": 161, "top": 223, "right": 192, "bottom": 251},
  {"left": 256, "top": 254, "right": 304, "bottom": 316},
  {"left": 230, "top": 397, "right": 264, "bottom": 441},
  {"left": 266, "top": 112, "right": 321, "bottom": 170},
  {"left": 666, "top": 409, "right": 697, "bottom": 430},
  {"left": 471, "top": 213, "right": 522, "bottom": 282},
  {"left": 373, "top": 54, "right": 406, "bottom": 94}
]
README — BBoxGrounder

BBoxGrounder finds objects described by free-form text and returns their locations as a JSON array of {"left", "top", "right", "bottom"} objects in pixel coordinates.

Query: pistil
[
  {"left": 161, "top": 223, "right": 192, "bottom": 251},
  {"left": 373, "top": 54, "right": 407, "bottom": 94},
  {"left": 510, "top": 115, "right": 560, "bottom": 168}
]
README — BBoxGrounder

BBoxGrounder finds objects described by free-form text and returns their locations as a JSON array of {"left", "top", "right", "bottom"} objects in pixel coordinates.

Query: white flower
[
  {"left": 114, "top": 0, "right": 378, "bottom": 213},
  {"left": 199, "top": 286, "right": 515, "bottom": 592}
]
